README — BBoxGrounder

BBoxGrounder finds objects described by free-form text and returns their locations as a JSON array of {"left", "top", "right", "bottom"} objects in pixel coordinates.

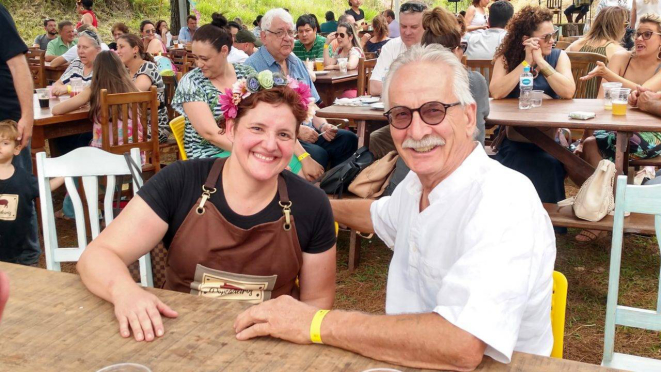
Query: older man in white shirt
[{"left": 232, "top": 45, "right": 557, "bottom": 370}]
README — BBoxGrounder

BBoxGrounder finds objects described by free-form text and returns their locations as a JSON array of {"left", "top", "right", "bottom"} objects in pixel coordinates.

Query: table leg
[
  {"left": 356, "top": 120, "right": 367, "bottom": 148},
  {"left": 614, "top": 131, "right": 631, "bottom": 177},
  {"left": 516, "top": 127, "right": 595, "bottom": 185}
]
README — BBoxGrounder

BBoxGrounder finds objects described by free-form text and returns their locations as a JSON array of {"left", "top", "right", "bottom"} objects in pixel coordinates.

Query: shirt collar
[{"left": 258, "top": 46, "right": 278, "bottom": 67}]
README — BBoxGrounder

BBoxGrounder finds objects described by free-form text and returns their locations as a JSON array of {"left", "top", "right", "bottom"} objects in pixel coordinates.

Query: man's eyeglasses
[
  {"left": 400, "top": 2, "right": 427, "bottom": 13},
  {"left": 266, "top": 29, "right": 295, "bottom": 39},
  {"left": 383, "top": 101, "right": 461, "bottom": 129},
  {"left": 635, "top": 30, "right": 661, "bottom": 40}
]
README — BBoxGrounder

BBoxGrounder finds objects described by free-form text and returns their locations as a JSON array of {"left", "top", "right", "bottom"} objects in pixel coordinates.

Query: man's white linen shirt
[
  {"left": 370, "top": 144, "right": 556, "bottom": 363},
  {"left": 62, "top": 43, "right": 110, "bottom": 63},
  {"left": 228, "top": 46, "right": 249, "bottom": 64},
  {"left": 465, "top": 28, "right": 507, "bottom": 60},
  {"left": 369, "top": 37, "right": 407, "bottom": 83}
]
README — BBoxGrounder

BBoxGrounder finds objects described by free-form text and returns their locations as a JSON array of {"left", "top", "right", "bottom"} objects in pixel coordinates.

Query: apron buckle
[
  {"left": 196, "top": 186, "right": 217, "bottom": 215},
  {"left": 279, "top": 201, "right": 292, "bottom": 231}
]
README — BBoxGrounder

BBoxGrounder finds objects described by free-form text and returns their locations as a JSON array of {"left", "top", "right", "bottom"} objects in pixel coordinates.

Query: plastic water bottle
[{"left": 519, "top": 62, "right": 533, "bottom": 110}]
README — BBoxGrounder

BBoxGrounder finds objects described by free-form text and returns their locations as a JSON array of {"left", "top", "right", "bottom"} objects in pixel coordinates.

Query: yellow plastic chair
[
  {"left": 169, "top": 116, "right": 187, "bottom": 160},
  {"left": 551, "top": 270, "right": 568, "bottom": 359}
]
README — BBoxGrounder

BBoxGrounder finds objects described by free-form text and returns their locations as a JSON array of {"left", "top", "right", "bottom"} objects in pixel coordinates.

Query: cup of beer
[
  {"left": 611, "top": 88, "right": 631, "bottom": 116},
  {"left": 602, "top": 82, "right": 622, "bottom": 110},
  {"left": 315, "top": 58, "right": 324, "bottom": 72},
  {"left": 36, "top": 88, "right": 50, "bottom": 109}
]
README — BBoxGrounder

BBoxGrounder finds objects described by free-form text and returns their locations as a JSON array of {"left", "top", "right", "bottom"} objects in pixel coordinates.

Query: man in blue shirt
[
  {"left": 177, "top": 15, "right": 198, "bottom": 44},
  {"left": 247, "top": 8, "right": 358, "bottom": 171}
]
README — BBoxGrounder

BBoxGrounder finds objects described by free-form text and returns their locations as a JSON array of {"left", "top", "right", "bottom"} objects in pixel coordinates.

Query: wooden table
[
  {"left": 314, "top": 70, "right": 359, "bottom": 106},
  {"left": 486, "top": 99, "right": 661, "bottom": 185},
  {"left": 32, "top": 94, "right": 91, "bottom": 172},
  {"left": 316, "top": 104, "right": 387, "bottom": 148},
  {"left": 45, "top": 62, "right": 67, "bottom": 84},
  {"left": 0, "top": 262, "right": 622, "bottom": 372}
]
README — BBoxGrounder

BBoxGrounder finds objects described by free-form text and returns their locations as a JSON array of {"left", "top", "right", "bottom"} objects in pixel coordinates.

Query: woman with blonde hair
[{"left": 361, "top": 14, "right": 389, "bottom": 54}]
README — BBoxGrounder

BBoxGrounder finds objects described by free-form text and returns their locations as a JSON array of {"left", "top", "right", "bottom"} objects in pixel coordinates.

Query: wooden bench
[{"left": 543, "top": 203, "right": 655, "bottom": 235}]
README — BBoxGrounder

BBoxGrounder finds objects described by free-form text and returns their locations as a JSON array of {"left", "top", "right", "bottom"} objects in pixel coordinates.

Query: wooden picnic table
[
  {"left": 32, "top": 94, "right": 91, "bottom": 172},
  {"left": 314, "top": 70, "right": 359, "bottom": 106},
  {"left": 44, "top": 61, "right": 67, "bottom": 84},
  {"left": 316, "top": 103, "right": 387, "bottom": 147},
  {"left": 486, "top": 99, "right": 661, "bottom": 185},
  {"left": 0, "top": 262, "right": 623, "bottom": 372}
]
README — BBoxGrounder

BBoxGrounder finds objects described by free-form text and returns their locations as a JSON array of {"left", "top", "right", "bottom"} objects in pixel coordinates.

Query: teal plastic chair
[{"left": 602, "top": 175, "right": 661, "bottom": 371}]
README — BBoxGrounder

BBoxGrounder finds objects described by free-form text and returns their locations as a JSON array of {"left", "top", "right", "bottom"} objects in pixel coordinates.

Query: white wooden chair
[
  {"left": 36, "top": 147, "right": 153, "bottom": 287},
  {"left": 602, "top": 175, "right": 661, "bottom": 370}
]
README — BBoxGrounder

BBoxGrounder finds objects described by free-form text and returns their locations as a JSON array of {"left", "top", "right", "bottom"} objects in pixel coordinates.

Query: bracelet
[
  {"left": 310, "top": 309, "right": 330, "bottom": 344},
  {"left": 66, "top": 85, "right": 72, "bottom": 93},
  {"left": 541, "top": 67, "right": 556, "bottom": 78},
  {"left": 324, "top": 44, "right": 329, "bottom": 49},
  {"left": 297, "top": 152, "right": 310, "bottom": 162}
]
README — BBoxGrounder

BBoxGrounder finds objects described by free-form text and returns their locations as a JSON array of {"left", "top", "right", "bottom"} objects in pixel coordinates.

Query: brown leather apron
[{"left": 163, "top": 158, "right": 303, "bottom": 303}]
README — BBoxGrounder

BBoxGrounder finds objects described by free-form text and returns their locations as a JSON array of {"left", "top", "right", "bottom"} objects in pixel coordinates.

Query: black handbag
[{"left": 319, "top": 146, "right": 374, "bottom": 198}]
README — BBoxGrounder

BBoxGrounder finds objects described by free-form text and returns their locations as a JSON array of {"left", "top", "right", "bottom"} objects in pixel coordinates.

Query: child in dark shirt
[{"left": 0, "top": 120, "right": 62, "bottom": 265}]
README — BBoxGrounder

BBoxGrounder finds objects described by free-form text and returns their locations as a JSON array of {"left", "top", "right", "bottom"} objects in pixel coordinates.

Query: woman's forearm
[
  {"left": 490, "top": 69, "right": 521, "bottom": 99},
  {"left": 77, "top": 246, "right": 143, "bottom": 304}
]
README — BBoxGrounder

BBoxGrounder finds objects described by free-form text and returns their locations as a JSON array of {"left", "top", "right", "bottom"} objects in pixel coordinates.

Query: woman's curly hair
[{"left": 493, "top": 6, "right": 553, "bottom": 72}]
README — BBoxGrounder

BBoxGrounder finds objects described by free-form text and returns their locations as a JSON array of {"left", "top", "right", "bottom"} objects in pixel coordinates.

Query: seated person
[
  {"left": 232, "top": 45, "right": 556, "bottom": 370},
  {"left": 49, "top": 25, "right": 110, "bottom": 68},
  {"left": 320, "top": 11, "right": 338, "bottom": 33},
  {"left": 360, "top": 15, "right": 390, "bottom": 55},
  {"left": 490, "top": 6, "right": 575, "bottom": 209},
  {"left": 293, "top": 15, "right": 326, "bottom": 61},
  {"left": 140, "top": 20, "right": 167, "bottom": 55},
  {"left": 564, "top": 0, "right": 594, "bottom": 23},
  {"left": 465, "top": 0, "right": 514, "bottom": 60},
  {"left": 77, "top": 81, "right": 337, "bottom": 343},
  {"left": 34, "top": 18, "right": 58, "bottom": 51},
  {"left": 629, "top": 86, "right": 661, "bottom": 117},
  {"left": 178, "top": 15, "right": 198, "bottom": 44},
  {"left": 247, "top": 8, "right": 358, "bottom": 170},
  {"left": 45, "top": 21, "right": 77, "bottom": 62}
]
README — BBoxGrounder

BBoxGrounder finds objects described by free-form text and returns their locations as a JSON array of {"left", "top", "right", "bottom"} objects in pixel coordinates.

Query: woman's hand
[
  {"left": 111, "top": 284, "right": 178, "bottom": 342},
  {"left": 325, "top": 33, "right": 336, "bottom": 45},
  {"left": 300, "top": 156, "right": 324, "bottom": 182},
  {"left": 522, "top": 37, "right": 540, "bottom": 66},
  {"left": 580, "top": 61, "right": 612, "bottom": 81},
  {"left": 51, "top": 84, "right": 69, "bottom": 96}
]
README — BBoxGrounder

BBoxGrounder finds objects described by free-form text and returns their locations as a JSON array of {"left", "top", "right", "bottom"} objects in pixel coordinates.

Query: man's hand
[
  {"left": 638, "top": 90, "right": 661, "bottom": 113},
  {"left": 16, "top": 116, "right": 33, "bottom": 149},
  {"left": 234, "top": 295, "right": 318, "bottom": 344},
  {"left": 320, "top": 123, "right": 338, "bottom": 142},
  {"left": 298, "top": 125, "right": 319, "bottom": 143}
]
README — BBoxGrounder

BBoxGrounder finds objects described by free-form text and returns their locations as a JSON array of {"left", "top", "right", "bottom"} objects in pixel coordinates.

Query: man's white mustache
[{"left": 402, "top": 135, "right": 446, "bottom": 149}]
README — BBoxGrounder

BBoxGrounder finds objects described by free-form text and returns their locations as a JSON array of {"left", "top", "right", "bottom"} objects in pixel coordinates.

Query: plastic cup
[
  {"left": 315, "top": 58, "right": 324, "bottom": 71},
  {"left": 36, "top": 88, "right": 50, "bottom": 108},
  {"left": 96, "top": 363, "right": 151, "bottom": 372},
  {"left": 602, "top": 82, "right": 623, "bottom": 110},
  {"left": 338, "top": 58, "right": 348, "bottom": 73},
  {"left": 531, "top": 90, "right": 543, "bottom": 107},
  {"left": 611, "top": 88, "right": 631, "bottom": 116}
]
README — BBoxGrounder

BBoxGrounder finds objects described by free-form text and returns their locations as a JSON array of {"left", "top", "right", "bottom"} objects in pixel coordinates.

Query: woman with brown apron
[{"left": 78, "top": 77, "right": 337, "bottom": 342}]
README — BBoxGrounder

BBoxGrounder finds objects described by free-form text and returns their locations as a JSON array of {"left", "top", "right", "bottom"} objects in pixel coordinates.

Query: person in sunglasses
[
  {"left": 140, "top": 20, "right": 167, "bottom": 55},
  {"left": 232, "top": 44, "right": 556, "bottom": 370},
  {"left": 489, "top": 6, "right": 575, "bottom": 216}
]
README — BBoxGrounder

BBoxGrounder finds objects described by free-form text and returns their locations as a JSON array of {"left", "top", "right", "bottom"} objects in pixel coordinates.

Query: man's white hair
[
  {"left": 261, "top": 8, "right": 294, "bottom": 32},
  {"left": 382, "top": 44, "right": 475, "bottom": 110}
]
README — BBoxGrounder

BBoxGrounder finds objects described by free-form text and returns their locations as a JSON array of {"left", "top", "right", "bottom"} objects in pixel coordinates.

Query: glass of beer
[
  {"left": 36, "top": 88, "right": 50, "bottom": 108},
  {"left": 602, "top": 82, "right": 622, "bottom": 110},
  {"left": 611, "top": 88, "right": 631, "bottom": 116},
  {"left": 315, "top": 58, "right": 324, "bottom": 72}
]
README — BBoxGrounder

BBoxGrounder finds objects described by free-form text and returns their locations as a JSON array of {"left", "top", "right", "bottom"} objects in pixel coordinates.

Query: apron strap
[{"left": 204, "top": 158, "right": 226, "bottom": 189}]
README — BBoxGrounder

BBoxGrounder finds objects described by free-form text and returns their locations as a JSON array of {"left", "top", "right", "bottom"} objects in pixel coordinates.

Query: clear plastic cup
[
  {"left": 96, "top": 363, "right": 152, "bottom": 372},
  {"left": 69, "top": 77, "right": 83, "bottom": 97},
  {"left": 315, "top": 58, "right": 324, "bottom": 71},
  {"left": 36, "top": 88, "right": 50, "bottom": 109},
  {"left": 531, "top": 90, "right": 544, "bottom": 107},
  {"left": 338, "top": 58, "right": 348, "bottom": 73},
  {"left": 611, "top": 88, "right": 631, "bottom": 116},
  {"left": 602, "top": 82, "right": 623, "bottom": 110}
]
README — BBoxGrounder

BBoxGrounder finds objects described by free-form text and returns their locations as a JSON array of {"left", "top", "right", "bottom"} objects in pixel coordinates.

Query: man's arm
[
  {"left": 369, "top": 80, "right": 382, "bottom": 96},
  {"left": 234, "top": 297, "right": 486, "bottom": 371},
  {"left": 6, "top": 54, "right": 34, "bottom": 147},
  {"left": 330, "top": 199, "right": 375, "bottom": 233},
  {"left": 49, "top": 55, "right": 67, "bottom": 68},
  {"left": 638, "top": 91, "right": 661, "bottom": 117}
]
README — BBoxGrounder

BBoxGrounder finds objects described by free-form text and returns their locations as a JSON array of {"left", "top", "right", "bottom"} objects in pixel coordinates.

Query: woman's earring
[
  {"left": 657, "top": 47, "right": 661, "bottom": 60},
  {"left": 134, "top": 54, "right": 137, "bottom": 59}
]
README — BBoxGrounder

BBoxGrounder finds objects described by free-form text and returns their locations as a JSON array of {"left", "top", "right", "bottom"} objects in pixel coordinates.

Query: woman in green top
[{"left": 566, "top": 6, "right": 627, "bottom": 98}]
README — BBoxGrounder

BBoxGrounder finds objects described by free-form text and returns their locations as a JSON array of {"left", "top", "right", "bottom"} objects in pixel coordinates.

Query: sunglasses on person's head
[
  {"left": 384, "top": 101, "right": 461, "bottom": 129},
  {"left": 400, "top": 2, "right": 427, "bottom": 13},
  {"left": 635, "top": 30, "right": 661, "bottom": 40}
]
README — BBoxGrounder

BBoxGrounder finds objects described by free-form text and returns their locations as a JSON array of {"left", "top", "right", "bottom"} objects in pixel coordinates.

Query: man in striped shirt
[{"left": 293, "top": 14, "right": 326, "bottom": 61}]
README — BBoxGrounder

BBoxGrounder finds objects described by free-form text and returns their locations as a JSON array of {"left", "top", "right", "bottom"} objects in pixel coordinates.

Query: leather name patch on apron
[{"left": 190, "top": 264, "right": 278, "bottom": 303}]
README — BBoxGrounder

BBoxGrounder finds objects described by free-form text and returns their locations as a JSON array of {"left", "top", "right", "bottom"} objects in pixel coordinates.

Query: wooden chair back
[
  {"left": 364, "top": 51, "right": 377, "bottom": 60},
  {"left": 26, "top": 48, "right": 46, "bottom": 88},
  {"left": 602, "top": 176, "right": 661, "bottom": 370},
  {"left": 466, "top": 59, "right": 494, "bottom": 88},
  {"left": 357, "top": 57, "right": 377, "bottom": 97},
  {"left": 162, "top": 72, "right": 183, "bottom": 121},
  {"left": 99, "top": 86, "right": 161, "bottom": 172},
  {"left": 35, "top": 147, "right": 153, "bottom": 287},
  {"left": 555, "top": 41, "right": 572, "bottom": 50},
  {"left": 566, "top": 51, "right": 608, "bottom": 99},
  {"left": 185, "top": 51, "right": 197, "bottom": 72},
  {"left": 169, "top": 49, "right": 191, "bottom": 73},
  {"left": 547, "top": 0, "right": 563, "bottom": 23}
]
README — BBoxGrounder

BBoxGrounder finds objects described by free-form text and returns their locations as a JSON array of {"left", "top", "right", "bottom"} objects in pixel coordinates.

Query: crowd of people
[{"left": 2, "top": 0, "right": 661, "bottom": 369}]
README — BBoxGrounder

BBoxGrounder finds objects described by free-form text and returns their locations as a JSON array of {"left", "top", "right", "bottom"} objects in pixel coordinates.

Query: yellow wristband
[
  {"left": 297, "top": 152, "right": 310, "bottom": 162},
  {"left": 66, "top": 85, "right": 72, "bottom": 93},
  {"left": 310, "top": 309, "right": 330, "bottom": 344},
  {"left": 324, "top": 44, "right": 329, "bottom": 49}
]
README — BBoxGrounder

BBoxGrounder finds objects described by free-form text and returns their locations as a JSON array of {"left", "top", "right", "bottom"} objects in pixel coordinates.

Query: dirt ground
[{"left": 37, "top": 179, "right": 661, "bottom": 366}]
